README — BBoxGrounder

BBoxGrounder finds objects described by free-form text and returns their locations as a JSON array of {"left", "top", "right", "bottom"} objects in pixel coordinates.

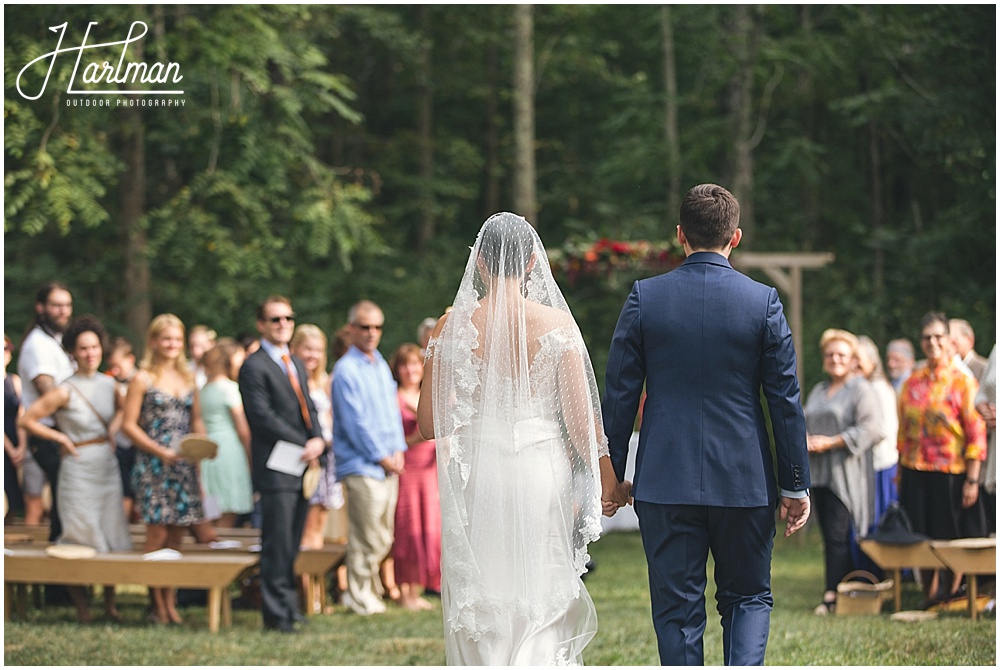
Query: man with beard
[{"left": 17, "top": 282, "right": 75, "bottom": 542}]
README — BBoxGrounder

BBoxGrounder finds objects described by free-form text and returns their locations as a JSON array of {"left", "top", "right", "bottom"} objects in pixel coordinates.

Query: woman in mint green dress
[{"left": 199, "top": 339, "right": 254, "bottom": 527}]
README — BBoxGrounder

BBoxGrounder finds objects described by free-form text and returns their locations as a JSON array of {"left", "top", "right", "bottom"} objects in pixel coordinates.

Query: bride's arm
[
  {"left": 557, "top": 345, "right": 632, "bottom": 512},
  {"left": 417, "top": 313, "right": 449, "bottom": 440}
]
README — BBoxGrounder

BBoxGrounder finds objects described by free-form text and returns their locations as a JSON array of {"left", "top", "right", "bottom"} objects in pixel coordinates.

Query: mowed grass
[{"left": 3, "top": 527, "right": 995, "bottom": 665}]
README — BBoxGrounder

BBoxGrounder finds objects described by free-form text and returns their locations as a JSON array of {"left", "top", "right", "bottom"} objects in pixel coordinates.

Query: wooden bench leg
[
  {"left": 207, "top": 587, "right": 221, "bottom": 633},
  {"left": 968, "top": 576, "right": 978, "bottom": 621},
  {"left": 221, "top": 588, "right": 232, "bottom": 629},
  {"left": 17, "top": 584, "right": 28, "bottom": 618},
  {"left": 893, "top": 569, "right": 902, "bottom": 612},
  {"left": 5, "top": 583, "right": 12, "bottom": 621}
]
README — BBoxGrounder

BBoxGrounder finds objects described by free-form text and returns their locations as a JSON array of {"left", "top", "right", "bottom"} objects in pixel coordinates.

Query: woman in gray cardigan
[{"left": 805, "top": 329, "right": 883, "bottom": 615}]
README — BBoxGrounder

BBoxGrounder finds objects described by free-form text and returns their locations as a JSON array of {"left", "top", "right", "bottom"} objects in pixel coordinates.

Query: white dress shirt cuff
[{"left": 780, "top": 488, "right": 809, "bottom": 499}]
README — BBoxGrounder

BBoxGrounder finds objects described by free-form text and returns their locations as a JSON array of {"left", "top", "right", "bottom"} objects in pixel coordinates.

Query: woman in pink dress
[{"left": 390, "top": 343, "right": 441, "bottom": 611}]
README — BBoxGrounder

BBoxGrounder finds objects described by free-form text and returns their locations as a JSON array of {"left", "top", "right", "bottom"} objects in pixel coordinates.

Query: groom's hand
[
  {"left": 601, "top": 480, "right": 633, "bottom": 516},
  {"left": 779, "top": 495, "right": 810, "bottom": 537}
]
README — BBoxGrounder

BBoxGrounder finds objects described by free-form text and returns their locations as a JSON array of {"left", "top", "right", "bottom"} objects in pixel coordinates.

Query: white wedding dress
[{"left": 429, "top": 213, "right": 606, "bottom": 665}]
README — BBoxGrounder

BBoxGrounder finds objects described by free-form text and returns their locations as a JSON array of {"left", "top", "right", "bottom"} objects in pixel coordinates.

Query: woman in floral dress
[{"left": 122, "top": 314, "right": 206, "bottom": 626}]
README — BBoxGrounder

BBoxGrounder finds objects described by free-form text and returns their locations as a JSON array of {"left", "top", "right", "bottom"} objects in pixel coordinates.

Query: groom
[{"left": 602, "top": 184, "right": 811, "bottom": 665}]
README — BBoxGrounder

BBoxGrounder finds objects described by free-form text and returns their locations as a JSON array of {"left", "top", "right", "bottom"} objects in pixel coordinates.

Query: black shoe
[
  {"left": 292, "top": 612, "right": 308, "bottom": 625},
  {"left": 423, "top": 588, "right": 441, "bottom": 599},
  {"left": 264, "top": 622, "right": 297, "bottom": 634}
]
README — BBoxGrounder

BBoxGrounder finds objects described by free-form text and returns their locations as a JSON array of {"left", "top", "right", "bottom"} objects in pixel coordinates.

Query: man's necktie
[{"left": 281, "top": 353, "right": 313, "bottom": 430}]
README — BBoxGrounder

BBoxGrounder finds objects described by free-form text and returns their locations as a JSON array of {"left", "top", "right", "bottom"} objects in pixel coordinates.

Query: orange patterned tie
[{"left": 282, "top": 353, "right": 313, "bottom": 430}]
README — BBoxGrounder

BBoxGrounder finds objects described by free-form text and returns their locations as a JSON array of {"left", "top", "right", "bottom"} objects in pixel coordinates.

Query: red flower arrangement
[{"left": 548, "top": 237, "right": 686, "bottom": 286}]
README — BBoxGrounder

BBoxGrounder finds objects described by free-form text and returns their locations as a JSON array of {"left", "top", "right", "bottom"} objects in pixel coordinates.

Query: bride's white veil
[{"left": 428, "top": 212, "right": 605, "bottom": 655}]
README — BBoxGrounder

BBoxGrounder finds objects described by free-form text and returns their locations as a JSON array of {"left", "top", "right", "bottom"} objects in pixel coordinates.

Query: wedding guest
[
  {"left": 188, "top": 325, "right": 217, "bottom": 389},
  {"left": 237, "top": 331, "right": 261, "bottom": 356},
  {"left": 886, "top": 338, "right": 915, "bottom": 393},
  {"left": 855, "top": 336, "right": 900, "bottom": 523},
  {"left": 390, "top": 343, "right": 441, "bottom": 611},
  {"left": 239, "top": 296, "right": 325, "bottom": 633},
  {"left": 950, "top": 319, "right": 988, "bottom": 379},
  {"left": 4, "top": 334, "right": 27, "bottom": 520},
  {"left": 974, "top": 346, "right": 996, "bottom": 536},
  {"left": 199, "top": 338, "right": 254, "bottom": 528},
  {"left": 898, "top": 312, "right": 986, "bottom": 607},
  {"left": 18, "top": 282, "right": 75, "bottom": 540},
  {"left": 805, "top": 329, "right": 882, "bottom": 615},
  {"left": 290, "top": 324, "right": 341, "bottom": 551},
  {"left": 417, "top": 318, "right": 437, "bottom": 355},
  {"left": 122, "top": 314, "right": 207, "bottom": 626},
  {"left": 332, "top": 300, "right": 406, "bottom": 616},
  {"left": 106, "top": 337, "right": 138, "bottom": 522},
  {"left": 19, "top": 315, "right": 131, "bottom": 622}
]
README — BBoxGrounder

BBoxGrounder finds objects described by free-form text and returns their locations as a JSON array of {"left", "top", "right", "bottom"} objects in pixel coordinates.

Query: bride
[{"left": 418, "top": 212, "right": 629, "bottom": 665}]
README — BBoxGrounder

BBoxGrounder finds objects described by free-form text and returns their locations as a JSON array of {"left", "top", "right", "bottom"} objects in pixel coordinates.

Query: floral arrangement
[{"left": 548, "top": 237, "right": 687, "bottom": 286}]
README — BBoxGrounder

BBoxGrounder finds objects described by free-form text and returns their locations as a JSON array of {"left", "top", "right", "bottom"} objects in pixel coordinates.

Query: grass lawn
[{"left": 3, "top": 526, "right": 995, "bottom": 665}]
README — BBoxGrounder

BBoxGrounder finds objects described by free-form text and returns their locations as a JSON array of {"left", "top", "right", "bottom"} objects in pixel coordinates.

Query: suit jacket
[
  {"left": 603, "top": 251, "right": 810, "bottom": 508},
  {"left": 239, "top": 347, "right": 323, "bottom": 493}
]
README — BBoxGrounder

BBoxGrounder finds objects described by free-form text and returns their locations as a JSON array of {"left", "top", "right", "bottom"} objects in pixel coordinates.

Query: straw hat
[
  {"left": 46, "top": 544, "right": 97, "bottom": 559},
  {"left": 179, "top": 434, "right": 218, "bottom": 462},
  {"left": 303, "top": 462, "right": 321, "bottom": 500}
]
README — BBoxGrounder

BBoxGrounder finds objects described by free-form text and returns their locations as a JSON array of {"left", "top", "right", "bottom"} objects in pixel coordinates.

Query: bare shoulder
[{"left": 430, "top": 312, "right": 450, "bottom": 338}]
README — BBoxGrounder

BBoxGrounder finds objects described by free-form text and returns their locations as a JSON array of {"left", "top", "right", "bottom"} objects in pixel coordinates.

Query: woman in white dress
[
  {"left": 20, "top": 315, "right": 131, "bottom": 623},
  {"left": 418, "top": 213, "right": 628, "bottom": 665}
]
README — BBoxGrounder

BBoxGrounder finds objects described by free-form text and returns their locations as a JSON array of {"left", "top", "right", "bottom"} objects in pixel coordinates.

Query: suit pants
[
  {"left": 635, "top": 501, "right": 775, "bottom": 666},
  {"left": 260, "top": 487, "right": 309, "bottom": 628},
  {"left": 343, "top": 475, "right": 398, "bottom": 614}
]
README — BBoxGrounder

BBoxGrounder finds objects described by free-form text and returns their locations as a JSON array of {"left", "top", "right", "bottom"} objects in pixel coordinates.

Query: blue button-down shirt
[{"left": 331, "top": 346, "right": 407, "bottom": 480}]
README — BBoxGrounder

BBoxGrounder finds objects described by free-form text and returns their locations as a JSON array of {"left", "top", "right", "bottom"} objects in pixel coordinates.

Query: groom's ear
[
  {"left": 676, "top": 225, "right": 687, "bottom": 247},
  {"left": 729, "top": 228, "right": 743, "bottom": 249}
]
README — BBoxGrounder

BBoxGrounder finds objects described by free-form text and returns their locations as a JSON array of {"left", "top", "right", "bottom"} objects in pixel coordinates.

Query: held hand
[
  {"left": 779, "top": 495, "right": 810, "bottom": 537},
  {"left": 601, "top": 480, "right": 633, "bottom": 516},
  {"left": 807, "top": 435, "right": 837, "bottom": 453},
  {"left": 10, "top": 445, "right": 26, "bottom": 467},
  {"left": 159, "top": 447, "right": 181, "bottom": 466},
  {"left": 380, "top": 453, "right": 404, "bottom": 476},
  {"left": 301, "top": 437, "right": 327, "bottom": 462}
]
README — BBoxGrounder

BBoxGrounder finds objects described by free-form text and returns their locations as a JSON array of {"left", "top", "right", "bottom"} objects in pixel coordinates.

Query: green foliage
[{"left": 4, "top": 5, "right": 994, "bottom": 391}]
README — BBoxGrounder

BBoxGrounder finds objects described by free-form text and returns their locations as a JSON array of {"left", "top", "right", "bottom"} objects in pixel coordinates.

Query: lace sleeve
[{"left": 554, "top": 331, "right": 610, "bottom": 459}]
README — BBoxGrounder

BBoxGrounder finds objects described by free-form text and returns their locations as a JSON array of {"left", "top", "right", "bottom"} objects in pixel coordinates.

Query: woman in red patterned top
[{"left": 897, "top": 311, "right": 987, "bottom": 607}]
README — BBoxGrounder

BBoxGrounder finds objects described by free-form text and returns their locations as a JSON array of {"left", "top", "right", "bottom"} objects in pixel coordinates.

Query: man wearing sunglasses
[
  {"left": 239, "top": 295, "right": 326, "bottom": 633},
  {"left": 332, "top": 300, "right": 407, "bottom": 615}
]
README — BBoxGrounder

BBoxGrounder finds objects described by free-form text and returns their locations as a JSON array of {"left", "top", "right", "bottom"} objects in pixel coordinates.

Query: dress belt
[{"left": 74, "top": 435, "right": 111, "bottom": 447}]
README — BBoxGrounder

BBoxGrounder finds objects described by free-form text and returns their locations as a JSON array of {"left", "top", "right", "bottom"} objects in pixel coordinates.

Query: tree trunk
[
  {"left": 661, "top": 6, "right": 681, "bottom": 219},
  {"left": 725, "top": 5, "right": 758, "bottom": 245},
  {"left": 869, "top": 117, "right": 885, "bottom": 343},
  {"left": 484, "top": 15, "right": 501, "bottom": 217},
  {"left": 798, "top": 6, "right": 820, "bottom": 251},
  {"left": 416, "top": 6, "right": 435, "bottom": 252},
  {"left": 512, "top": 5, "right": 537, "bottom": 225}
]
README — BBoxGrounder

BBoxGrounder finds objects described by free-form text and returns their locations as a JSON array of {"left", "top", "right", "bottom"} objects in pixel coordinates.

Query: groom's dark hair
[{"left": 679, "top": 184, "right": 740, "bottom": 251}]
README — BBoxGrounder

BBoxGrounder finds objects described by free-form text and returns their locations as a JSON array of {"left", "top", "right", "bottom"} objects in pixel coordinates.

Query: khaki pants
[{"left": 342, "top": 475, "right": 398, "bottom": 613}]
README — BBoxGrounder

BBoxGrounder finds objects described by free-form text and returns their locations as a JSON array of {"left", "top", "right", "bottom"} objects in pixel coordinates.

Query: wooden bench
[
  {"left": 6, "top": 525, "right": 346, "bottom": 616},
  {"left": 929, "top": 538, "right": 996, "bottom": 621},
  {"left": 858, "top": 539, "right": 945, "bottom": 612},
  {"left": 860, "top": 537, "right": 996, "bottom": 618},
  {"left": 4, "top": 548, "right": 259, "bottom": 632}
]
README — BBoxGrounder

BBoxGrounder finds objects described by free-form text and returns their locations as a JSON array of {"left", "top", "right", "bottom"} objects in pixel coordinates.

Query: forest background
[{"left": 4, "top": 4, "right": 996, "bottom": 392}]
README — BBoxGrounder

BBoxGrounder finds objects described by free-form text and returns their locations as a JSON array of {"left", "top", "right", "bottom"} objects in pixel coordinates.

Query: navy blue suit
[{"left": 603, "top": 251, "right": 809, "bottom": 665}]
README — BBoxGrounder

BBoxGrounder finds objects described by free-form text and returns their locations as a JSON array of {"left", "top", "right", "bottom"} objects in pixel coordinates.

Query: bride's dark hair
[{"left": 478, "top": 213, "right": 535, "bottom": 278}]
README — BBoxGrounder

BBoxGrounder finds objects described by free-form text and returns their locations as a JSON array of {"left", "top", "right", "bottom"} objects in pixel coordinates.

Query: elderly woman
[
  {"left": 898, "top": 312, "right": 986, "bottom": 606},
  {"left": 19, "top": 316, "right": 131, "bottom": 622},
  {"left": 805, "top": 328, "right": 883, "bottom": 615}
]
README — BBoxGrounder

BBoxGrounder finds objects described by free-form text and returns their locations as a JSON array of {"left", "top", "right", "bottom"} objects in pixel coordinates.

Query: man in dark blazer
[
  {"left": 602, "top": 184, "right": 811, "bottom": 665},
  {"left": 239, "top": 296, "right": 326, "bottom": 633}
]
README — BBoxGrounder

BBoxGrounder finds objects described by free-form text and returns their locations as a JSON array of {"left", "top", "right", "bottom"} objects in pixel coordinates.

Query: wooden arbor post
[{"left": 733, "top": 252, "right": 835, "bottom": 385}]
